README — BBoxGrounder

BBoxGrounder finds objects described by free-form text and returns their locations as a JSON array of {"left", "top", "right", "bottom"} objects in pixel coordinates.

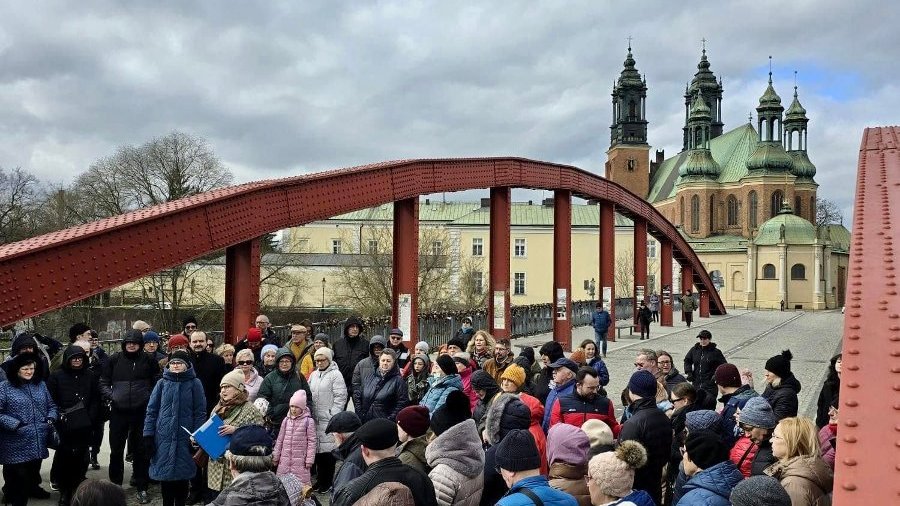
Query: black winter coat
[
  {"left": 332, "top": 456, "right": 437, "bottom": 506},
  {"left": 683, "top": 342, "right": 727, "bottom": 397},
  {"left": 191, "top": 350, "right": 229, "bottom": 417},
  {"left": 816, "top": 379, "right": 839, "bottom": 428},
  {"left": 333, "top": 320, "right": 370, "bottom": 395},
  {"left": 331, "top": 433, "right": 366, "bottom": 499},
  {"left": 762, "top": 374, "right": 801, "bottom": 421},
  {"left": 47, "top": 346, "right": 101, "bottom": 435},
  {"left": 619, "top": 397, "right": 673, "bottom": 506},
  {"left": 100, "top": 347, "right": 160, "bottom": 413},
  {"left": 357, "top": 366, "right": 408, "bottom": 422}
]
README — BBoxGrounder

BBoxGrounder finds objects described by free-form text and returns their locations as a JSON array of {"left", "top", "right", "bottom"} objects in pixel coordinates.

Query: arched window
[
  {"left": 727, "top": 195, "right": 739, "bottom": 226},
  {"left": 629, "top": 100, "right": 636, "bottom": 120},
  {"left": 762, "top": 264, "right": 777, "bottom": 279},
  {"left": 749, "top": 191, "right": 758, "bottom": 229},
  {"left": 709, "top": 195, "right": 716, "bottom": 232},
  {"left": 680, "top": 196, "right": 685, "bottom": 226},
  {"left": 691, "top": 195, "right": 700, "bottom": 232},
  {"left": 790, "top": 264, "right": 806, "bottom": 280},
  {"left": 795, "top": 196, "right": 802, "bottom": 217},
  {"left": 771, "top": 190, "right": 783, "bottom": 218}
]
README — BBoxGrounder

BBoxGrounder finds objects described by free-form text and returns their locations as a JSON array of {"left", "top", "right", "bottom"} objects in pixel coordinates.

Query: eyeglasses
[
  {"left": 185, "top": 325, "right": 197, "bottom": 330},
  {"left": 634, "top": 362, "right": 644, "bottom": 368},
  {"left": 291, "top": 331, "right": 307, "bottom": 335},
  {"left": 770, "top": 434, "right": 784, "bottom": 441},
  {"left": 314, "top": 358, "right": 328, "bottom": 363},
  {"left": 236, "top": 360, "right": 254, "bottom": 366},
  {"left": 670, "top": 397, "right": 683, "bottom": 403}
]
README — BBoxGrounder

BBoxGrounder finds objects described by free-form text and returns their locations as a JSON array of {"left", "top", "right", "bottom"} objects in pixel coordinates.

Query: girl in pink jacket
[{"left": 273, "top": 389, "right": 317, "bottom": 485}]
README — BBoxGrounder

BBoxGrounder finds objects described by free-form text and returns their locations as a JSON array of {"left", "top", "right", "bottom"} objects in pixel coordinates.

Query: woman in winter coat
[
  {"left": 207, "top": 369, "right": 265, "bottom": 495},
  {"left": 470, "top": 370, "right": 501, "bottom": 434},
  {"left": 234, "top": 348, "right": 264, "bottom": 402},
  {"left": 307, "top": 346, "right": 346, "bottom": 492},
  {"left": 0, "top": 352, "right": 58, "bottom": 506},
  {"left": 48, "top": 345, "right": 101, "bottom": 506},
  {"left": 762, "top": 350, "right": 802, "bottom": 421},
  {"left": 546, "top": 423, "right": 591, "bottom": 506},
  {"left": 426, "top": 417, "right": 485, "bottom": 506},
  {"left": 453, "top": 353, "right": 479, "bottom": 412},
  {"left": 765, "top": 417, "right": 833, "bottom": 506},
  {"left": 397, "top": 405, "right": 431, "bottom": 474},
  {"left": 406, "top": 354, "right": 431, "bottom": 404},
  {"left": 143, "top": 350, "right": 206, "bottom": 506},
  {"left": 533, "top": 341, "right": 565, "bottom": 404},
  {"left": 466, "top": 330, "right": 495, "bottom": 370},
  {"left": 579, "top": 340, "right": 610, "bottom": 387},
  {"left": 273, "top": 390, "right": 316, "bottom": 485},
  {"left": 258, "top": 348, "right": 313, "bottom": 435},
  {"left": 677, "top": 430, "right": 744, "bottom": 506},
  {"left": 815, "top": 353, "right": 841, "bottom": 428},
  {"left": 421, "top": 355, "right": 463, "bottom": 414},
  {"left": 357, "top": 349, "right": 408, "bottom": 422}
]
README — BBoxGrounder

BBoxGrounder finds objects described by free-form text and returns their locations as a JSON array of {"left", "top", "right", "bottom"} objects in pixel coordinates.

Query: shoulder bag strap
[{"left": 517, "top": 488, "right": 545, "bottom": 506}]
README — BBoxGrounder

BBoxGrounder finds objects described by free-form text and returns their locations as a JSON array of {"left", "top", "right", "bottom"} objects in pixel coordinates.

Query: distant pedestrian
[
  {"left": 638, "top": 302, "right": 653, "bottom": 340},
  {"left": 681, "top": 290, "right": 696, "bottom": 328},
  {"left": 590, "top": 304, "right": 612, "bottom": 357},
  {"left": 683, "top": 330, "right": 727, "bottom": 400},
  {"left": 649, "top": 291, "right": 660, "bottom": 322}
]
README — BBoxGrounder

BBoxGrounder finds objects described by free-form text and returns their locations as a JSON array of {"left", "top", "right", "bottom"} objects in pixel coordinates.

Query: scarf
[{"left": 214, "top": 390, "right": 249, "bottom": 419}]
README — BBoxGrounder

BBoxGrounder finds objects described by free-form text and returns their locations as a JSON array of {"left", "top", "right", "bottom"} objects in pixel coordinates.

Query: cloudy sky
[{"left": 1, "top": 1, "right": 896, "bottom": 221}]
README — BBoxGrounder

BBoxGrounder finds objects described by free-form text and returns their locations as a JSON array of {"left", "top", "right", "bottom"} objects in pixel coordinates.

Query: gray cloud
[{"left": 0, "top": 1, "right": 896, "bottom": 221}]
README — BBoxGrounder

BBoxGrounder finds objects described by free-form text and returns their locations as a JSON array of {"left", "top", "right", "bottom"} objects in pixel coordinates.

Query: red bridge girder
[
  {"left": 834, "top": 127, "right": 900, "bottom": 504},
  {"left": 0, "top": 158, "right": 725, "bottom": 327}
]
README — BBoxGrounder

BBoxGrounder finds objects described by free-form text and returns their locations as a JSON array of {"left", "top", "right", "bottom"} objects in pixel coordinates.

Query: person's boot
[
  {"left": 185, "top": 490, "right": 202, "bottom": 505},
  {"left": 58, "top": 490, "right": 72, "bottom": 506}
]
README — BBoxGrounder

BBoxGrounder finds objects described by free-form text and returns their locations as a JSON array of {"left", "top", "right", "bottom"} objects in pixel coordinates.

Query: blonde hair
[
  {"left": 775, "top": 417, "right": 820, "bottom": 459},
  {"left": 235, "top": 348, "right": 254, "bottom": 363},
  {"left": 215, "top": 343, "right": 235, "bottom": 357},
  {"left": 466, "top": 330, "right": 495, "bottom": 354}
]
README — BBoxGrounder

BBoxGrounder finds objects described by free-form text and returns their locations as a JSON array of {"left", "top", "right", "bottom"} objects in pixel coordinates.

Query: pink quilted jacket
[{"left": 273, "top": 391, "right": 317, "bottom": 485}]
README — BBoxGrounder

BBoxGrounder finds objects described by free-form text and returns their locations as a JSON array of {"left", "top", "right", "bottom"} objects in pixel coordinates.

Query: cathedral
[{"left": 604, "top": 45, "right": 849, "bottom": 310}]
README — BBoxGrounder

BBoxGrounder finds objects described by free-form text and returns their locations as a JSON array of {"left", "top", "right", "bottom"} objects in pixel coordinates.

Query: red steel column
[
  {"left": 660, "top": 240, "right": 673, "bottom": 326},
  {"left": 681, "top": 264, "right": 693, "bottom": 321},
  {"left": 224, "top": 238, "right": 260, "bottom": 344},
  {"left": 489, "top": 187, "right": 512, "bottom": 339},
  {"left": 553, "top": 190, "right": 572, "bottom": 350},
  {"left": 633, "top": 219, "right": 648, "bottom": 329},
  {"left": 599, "top": 201, "right": 616, "bottom": 341},
  {"left": 699, "top": 290, "right": 710, "bottom": 318},
  {"left": 392, "top": 198, "right": 419, "bottom": 347}
]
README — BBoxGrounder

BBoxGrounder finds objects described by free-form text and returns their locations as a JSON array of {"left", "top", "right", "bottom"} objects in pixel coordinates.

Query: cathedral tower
[
  {"left": 682, "top": 45, "right": 724, "bottom": 151},
  {"left": 606, "top": 44, "right": 650, "bottom": 197}
]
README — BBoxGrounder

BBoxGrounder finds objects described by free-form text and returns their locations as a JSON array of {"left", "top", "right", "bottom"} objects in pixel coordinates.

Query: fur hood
[
  {"left": 426, "top": 418, "right": 484, "bottom": 477},
  {"left": 485, "top": 392, "right": 531, "bottom": 445}
]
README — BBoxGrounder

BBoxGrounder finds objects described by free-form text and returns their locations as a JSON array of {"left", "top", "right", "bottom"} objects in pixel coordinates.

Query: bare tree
[
  {"left": 815, "top": 197, "right": 844, "bottom": 227},
  {"left": 0, "top": 166, "right": 42, "bottom": 243},
  {"left": 457, "top": 256, "right": 488, "bottom": 309},
  {"left": 613, "top": 246, "right": 659, "bottom": 298}
]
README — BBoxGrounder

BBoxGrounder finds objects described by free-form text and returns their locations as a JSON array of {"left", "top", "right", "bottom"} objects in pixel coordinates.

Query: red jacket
[
  {"left": 519, "top": 393, "right": 549, "bottom": 476},
  {"left": 729, "top": 435, "right": 758, "bottom": 478},
  {"left": 549, "top": 390, "right": 620, "bottom": 437}
]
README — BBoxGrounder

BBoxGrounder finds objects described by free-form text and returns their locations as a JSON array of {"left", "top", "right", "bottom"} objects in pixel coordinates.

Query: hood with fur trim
[
  {"left": 485, "top": 393, "right": 531, "bottom": 445},
  {"left": 425, "top": 418, "right": 484, "bottom": 477}
]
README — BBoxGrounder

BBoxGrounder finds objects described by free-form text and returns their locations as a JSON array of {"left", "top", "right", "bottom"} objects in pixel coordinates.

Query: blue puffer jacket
[
  {"left": 676, "top": 461, "right": 744, "bottom": 506},
  {"left": 0, "top": 367, "right": 58, "bottom": 465},
  {"left": 497, "top": 475, "right": 578, "bottom": 506},
  {"left": 143, "top": 365, "right": 206, "bottom": 481},
  {"left": 542, "top": 379, "right": 576, "bottom": 432},
  {"left": 420, "top": 374, "right": 462, "bottom": 415}
]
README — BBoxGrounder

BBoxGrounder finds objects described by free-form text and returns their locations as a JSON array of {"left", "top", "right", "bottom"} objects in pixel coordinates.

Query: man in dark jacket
[
  {"left": 591, "top": 303, "right": 612, "bottom": 357},
  {"left": 386, "top": 328, "right": 410, "bottom": 369},
  {"left": 549, "top": 367, "right": 619, "bottom": 435},
  {"left": 333, "top": 317, "right": 369, "bottom": 402},
  {"left": 332, "top": 419, "right": 437, "bottom": 506},
  {"left": 253, "top": 314, "right": 281, "bottom": 347},
  {"left": 328, "top": 411, "right": 366, "bottom": 499},
  {"left": 683, "top": 330, "right": 727, "bottom": 399},
  {"left": 100, "top": 329, "right": 160, "bottom": 504},
  {"left": 187, "top": 330, "right": 229, "bottom": 503},
  {"left": 619, "top": 370, "right": 673, "bottom": 506}
]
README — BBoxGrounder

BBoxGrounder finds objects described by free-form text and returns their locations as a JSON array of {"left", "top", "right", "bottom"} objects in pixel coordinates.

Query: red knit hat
[
  {"left": 167, "top": 335, "right": 189, "bottom": 350},
  {"left": 247, "top": 328, "right": 263, "bottom": 343},
  {"left": 396, "top": 405, "right": 430, "bottom": 438},
  {"left": 714, "top": 363, "right": 741, "bottom": 388}
]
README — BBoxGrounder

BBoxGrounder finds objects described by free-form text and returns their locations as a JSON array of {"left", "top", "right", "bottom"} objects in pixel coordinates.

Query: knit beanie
[
  {"left": 470, "top": 370, "right": 498, "bottom": 392},
  {"left": 495, "top": 429, "right": 541, "bottom": 472},
  {"left": 686, "top": 410, "right": 722, "bottom": 433},
  {"left": 547, "top": 423, "right": 590, "bottom": 466},
  {"left": 167, "top": 334, "right": 189, "bottom": 350},
  {"left": 430, "top": 390, "right": 471, "bottom": 436},
  {"left": 627, "top": 370, "right": 658, "bottom": 399},
  {"left": 313, "top": 333, "right": 331, "bottom": 345},
  {"left": 289, "top": 389, "right": 307, "bottom": 410},
  {"left": 182, "top": 316, "right": 198, "bottom": 328},
  {"left": 411, "top": 354, "right": 430, "bottom": 372},
  {"left": 314, "top": 347, "right": 334, "bottom": 362},
  {"left": 500, "top": 364, "right": 526, "bottom": 388},
  {"left": 414, "top": 341, "right": 430, "bottom": 354},
  {"left": 738, "top": 396, "right": 779, "bottom": 429},
  {"left": 452, "top": 352, "right": 471, "bottom": 367},
  {"left": 539, "top": 341, "right": 565, "bottom": 363},
  {"left": 714, "top": 363, "right": 741, "bottom": 388},
  {"left": 168, "top": 350, "right": 191, "bottom": 366},
  {"left": 765, "top": 349, "right": 793, "bottom": 378},
  {"left": 581, "top": 419, "right": 615, "bottom": 450},
  {"left": 396, "top": 405, "right": 430, "bottom": 438},
  {"left": 261, "top": 344, "right": 278, "bottom": 357},
  {"left": 730, "top": 475, "right": 792, "bottom": 506},
  {"left": 132, "top": 320, "right": 151, "bottom": 332},
  {"left": 220, "top": 369, "right": 246, "bottom": 391},
  {"left": 446, "top": 336, "right": 466, "bottom": 351},
  {"left": 436, "top": 354, "right": 457, "bottom": 376},
  {"left": 68, "top": 323, "right": 91, "bottom": 341},
  {"left": 684, "top": 429, "right": 728, "bottom": 470},
  {"left": 587, "top": 440, "right": 647, "bottom": 498},
  {"left": 246, "top": 327, "right": 263, "bottom": 343},
  {"left": 142, "top": 330, "right": 160, "bottom": 343}
]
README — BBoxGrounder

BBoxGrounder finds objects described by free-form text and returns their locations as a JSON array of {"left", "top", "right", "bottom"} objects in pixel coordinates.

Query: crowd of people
[{"left": 0, "top": 311, "right": 841, "bottom": 506}]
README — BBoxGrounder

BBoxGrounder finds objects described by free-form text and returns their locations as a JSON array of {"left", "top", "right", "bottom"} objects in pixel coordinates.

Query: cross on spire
[
  {"left": 627, "top": 35, "right": 632, "bottom": 51},
  {"left": 768, "top": 56, "right": 773, "bottom": 83},
  {"left": 701, "top": 37, "right": 707, "bottom": 53}
]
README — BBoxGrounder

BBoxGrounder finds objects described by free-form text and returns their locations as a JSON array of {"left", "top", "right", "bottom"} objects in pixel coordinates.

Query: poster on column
[
  {"left": 556, "top": 288, "right": 567, "bottom": 320},
  {"left": 662, "top": 284, "right": 672, "bottom": 305},
  {"left": 636, "top": 285, "right": 645, "bottom": 302},
  {"left": 493, "top": 291, "right": 506, "bottom": 330},
  {"left": 397, "top": 294, "right": 412, "bottom": 341},
  {"left": 602, "top": 287, "right": 612, "bottom": 311}
]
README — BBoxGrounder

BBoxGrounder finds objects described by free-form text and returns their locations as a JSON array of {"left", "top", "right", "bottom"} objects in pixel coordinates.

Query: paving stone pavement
[{"left": 8, "top": 309, "right": 842, "bottom": 505}]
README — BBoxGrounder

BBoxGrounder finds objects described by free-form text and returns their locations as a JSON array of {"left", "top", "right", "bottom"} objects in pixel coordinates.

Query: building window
[
  {"left": 297, "top": 238, "right": 310, "bottom": 252},
  {"left": 472, "top": 237, "right": 483, "bottom": 257},
  {"left": 727, "top": 195, "right": 739, "bottom": 226},
  {"left": 680, "top": 196, "right": 685, "bottom": 226},
  {"left": 367, "top": 240, "right": 378, "bottom": 254},
  {"left": 771, "top": 190, "right": 783, "bottom": 218},
  {"left": 647, "top": 240, "right": 657, "bottom": 258},
  {"left": 332, "top": 239, "right": 342, "bottom": 255},
  {"left": 790, "top": 264, "right": 806, "bottom": 280},
  {"left": 431, "top": 241, "right": 442, "bottom": 256},
  {"left": 514, "top": 238, "right": 527, "bottom": 257},
  {"left": 795, "top": 196, "right": 802, "bottom": 217},
  {"left": 690, "top": 195, "right": 700, "bottom": 232},
  {"left": 749, "top": 191, "right": 758, "bottom": 229},
  {"left": 709, "top": 195, "right": 716, "bottom": 232},
  {"left": 514, "top": 272, "right": 526, "bottom": 295},
  {"left": 810, "top": 196, "right": 816, "bottom": 223},
  {"left": 762, "top": 264, "right": 776, "bottom": 279},
  {"left": 472, "top": 271, "right": 483, "bottom": 294}
]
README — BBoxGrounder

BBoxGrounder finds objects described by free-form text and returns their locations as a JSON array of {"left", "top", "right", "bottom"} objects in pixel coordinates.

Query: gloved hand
[{"left": 143, "top": 435, "right": 156, "bottom": 459}]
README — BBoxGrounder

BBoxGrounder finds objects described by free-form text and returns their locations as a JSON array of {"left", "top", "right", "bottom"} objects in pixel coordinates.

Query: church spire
[
  {"left": 746, "top": 58, "right": 794, "bottom": 175},
  {"left": 610, "top": 43, "right": 648, "bottom": 147},
  {"left": 682, "top": 41, "right": 724, "bottom": 151},
  {"left": 784, "top": 73, "right": 816, "bottom": 181}
]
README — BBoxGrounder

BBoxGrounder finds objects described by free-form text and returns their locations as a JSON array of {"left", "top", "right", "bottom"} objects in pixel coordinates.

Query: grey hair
[
  {"left": 638, "top": 349, "right": 658, "bottom": 362},
  {"left": 226, "top": 449, "right": 273, "bottom": 473}
]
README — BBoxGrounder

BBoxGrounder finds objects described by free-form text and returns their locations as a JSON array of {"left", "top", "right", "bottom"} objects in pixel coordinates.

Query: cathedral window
[
  {"left": 749, "top": 191, "right": 758, "bottom": 229},
  {"left": 762, "top": 264, "right": 776, "bottom": 279},
  {"left": 790, "top": 264, "right": 806, "bottom": 280},
  {"left": 771, "top": 190, "right": 783, "bottom": 218},
  {"left": 690, "top": 195, "right": 700, "bottom": 232},
  {"left": 727, "top": 195, "right": 739, "bottom": 227},
  {"left": 795, "top": 196, "right": 802, "bottom": 218}
]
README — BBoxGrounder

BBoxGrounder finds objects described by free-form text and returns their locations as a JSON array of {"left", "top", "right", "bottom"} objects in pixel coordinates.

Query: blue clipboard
[{"left": 182, "top": 413, "right": 230, "bottom": 460}]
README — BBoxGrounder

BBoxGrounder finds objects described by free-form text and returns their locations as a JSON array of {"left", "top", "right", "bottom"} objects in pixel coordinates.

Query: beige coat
[
  {"left": 207, "top": 402, "right": 265, "bottom": 492},
  {"left": 426, "top": 419, "right": 484, "bottom": 506},
  {"left": 548, "top": 462, "right": 591, "bottom": 506},
  {"left": 765, "top": 455, "right": 834, "bottom": 506}
]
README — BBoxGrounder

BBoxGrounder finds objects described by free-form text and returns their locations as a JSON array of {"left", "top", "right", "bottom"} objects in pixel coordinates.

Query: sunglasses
[
  {"left": 236, "top": 360, "right": 254, "bottom": 366},
  {"left": 185, "top": 325, "right": 197, "bottom": 330}
]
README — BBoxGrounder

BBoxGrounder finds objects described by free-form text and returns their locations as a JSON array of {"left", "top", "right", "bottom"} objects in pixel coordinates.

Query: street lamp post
[{"left": 321, "top": 278, "right": 326, "bottom": 312}]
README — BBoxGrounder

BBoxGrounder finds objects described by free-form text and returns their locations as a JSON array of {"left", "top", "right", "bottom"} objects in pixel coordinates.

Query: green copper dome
[
  {"left": 617, "top": 46, "right": 644, "bottom": 88},
  {"left": 679, "top": 147, "right": 721, "bottom": 178},
  {"left": 758, "top": 73, "right": 783, "bottom": 111},
  {"left": 789, "top": 151, "right": 817, "bottom": 180},
  {"left": 746, "top": 141, "right": 794, "bottom": 173},
  {"left": 754, "top": 206, "right": 817, "bottom": 245},
  {"left": 689, "top": 92, "right": 711, "bottom": 119},
  {"left": 785, "top": 92, "right": 807, "bottom": 120}
]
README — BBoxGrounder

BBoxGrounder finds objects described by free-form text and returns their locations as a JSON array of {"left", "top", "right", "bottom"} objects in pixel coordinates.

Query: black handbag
[
  {"left": 58, "top": 400, "right": 92, "bottom": 431},
  {"left": 46, "top": 422, "right": 60, "bottom": 450}
]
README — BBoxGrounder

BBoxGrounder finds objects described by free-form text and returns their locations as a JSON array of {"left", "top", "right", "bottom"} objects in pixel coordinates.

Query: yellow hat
[{"left": 500, "top": 364, "right": 526, "bottom": 388}]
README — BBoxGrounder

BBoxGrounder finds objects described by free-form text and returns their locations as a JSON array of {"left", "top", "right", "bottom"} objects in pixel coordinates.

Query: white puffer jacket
[
  {"left": 308, "top": 360, "right": 347, "bottom": 453},
  {"left": 426, "top": 418, "right": 485, "bottom": 506}
]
